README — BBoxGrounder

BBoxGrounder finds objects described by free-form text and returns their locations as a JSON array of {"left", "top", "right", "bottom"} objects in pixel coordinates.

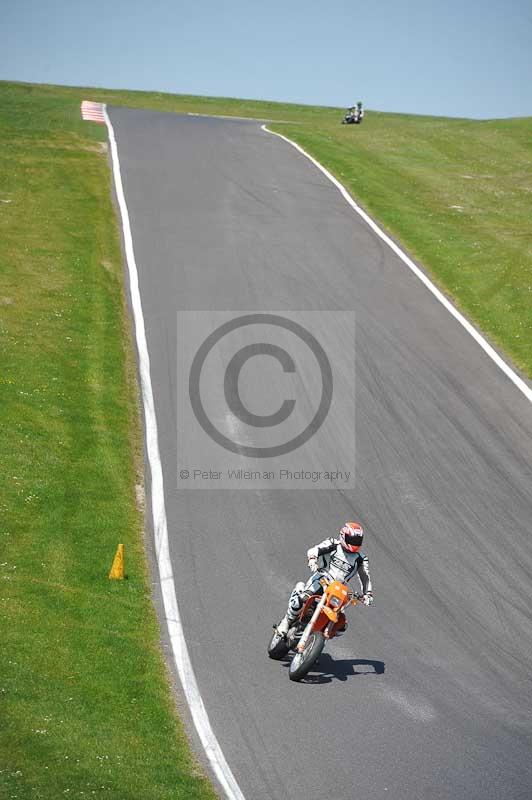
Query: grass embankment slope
[
  {"left": 278, "top": 114, "right": 532, "bottom": 378},
  {"left": 0, "top": 85, "right": 216, "bottom": 797},
  {"left": 1, "top": 79, "right": 531, "bottom": 798}
]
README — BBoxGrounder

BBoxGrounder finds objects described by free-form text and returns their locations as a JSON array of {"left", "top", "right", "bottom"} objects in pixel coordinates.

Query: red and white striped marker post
[{"left": 81, "top": 100, "right": 105, "bottom": 124}]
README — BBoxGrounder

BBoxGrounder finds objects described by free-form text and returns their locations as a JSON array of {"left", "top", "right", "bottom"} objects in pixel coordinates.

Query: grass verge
[{"left": 0, "top": 84, "right": 216, "bottom": 798}]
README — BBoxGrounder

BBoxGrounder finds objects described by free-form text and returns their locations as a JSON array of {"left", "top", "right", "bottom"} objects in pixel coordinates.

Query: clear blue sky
[{"left": 1, "top": 0, "right": 531, "bottom": 118}]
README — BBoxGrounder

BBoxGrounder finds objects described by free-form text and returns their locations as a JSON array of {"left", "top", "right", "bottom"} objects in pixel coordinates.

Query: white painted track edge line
[
  {"left": 261, "top": 124, "right": 532, "bottom": 405},
  {"left": 103, "top": 104, "right": 246, "bottom": 800},
  {"left": 188, "top": 111, "right": 297, "bottom": 123}
]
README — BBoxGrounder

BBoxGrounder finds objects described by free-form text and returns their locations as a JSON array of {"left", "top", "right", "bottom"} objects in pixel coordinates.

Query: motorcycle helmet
[{"left": 339, "top": 521, "right": 364, "bottom": 552}]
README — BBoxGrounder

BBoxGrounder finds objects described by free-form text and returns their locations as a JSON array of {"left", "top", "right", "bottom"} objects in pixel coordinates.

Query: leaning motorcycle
[
  {"left": 342, "top": 108, "right": 362, "bottom": 124},
  {"left": 268, "top": 574, "right": 362, "bottom": 681}
]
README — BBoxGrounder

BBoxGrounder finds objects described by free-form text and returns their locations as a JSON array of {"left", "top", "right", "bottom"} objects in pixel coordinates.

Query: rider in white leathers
[{"left": 277, "top": 522, "right": 373, "bottom": 636}]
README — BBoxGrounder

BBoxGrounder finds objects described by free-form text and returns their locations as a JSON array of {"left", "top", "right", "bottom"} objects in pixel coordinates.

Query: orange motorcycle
[{"left": 268, "top": 574, "right": 362, "bottom": 681}]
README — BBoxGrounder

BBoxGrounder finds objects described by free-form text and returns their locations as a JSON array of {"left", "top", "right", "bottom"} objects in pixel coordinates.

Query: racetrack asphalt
[{"left": 108, "top": 106, "right": 532, "bottom": 800}]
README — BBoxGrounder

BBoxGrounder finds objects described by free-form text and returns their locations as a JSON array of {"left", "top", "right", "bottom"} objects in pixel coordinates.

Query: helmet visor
[{"left": 342, "top": 533, "right": 363, "bottom": 551}]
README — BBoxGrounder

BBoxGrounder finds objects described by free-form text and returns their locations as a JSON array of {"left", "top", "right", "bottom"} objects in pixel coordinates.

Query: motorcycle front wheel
[
  {"left": 268, "top": 628, "right": 290, "bottom": 660},
  {"left": 288, "top": 632, "right": 325, "bottom": 681}
]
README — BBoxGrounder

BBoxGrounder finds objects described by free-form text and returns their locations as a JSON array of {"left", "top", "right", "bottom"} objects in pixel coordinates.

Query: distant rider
[{"left": 277, "top": 522, "right": 373, "bottom": 637}]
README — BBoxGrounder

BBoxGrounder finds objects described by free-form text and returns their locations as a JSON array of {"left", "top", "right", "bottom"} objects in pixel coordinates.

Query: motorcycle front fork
[
  {"left": 297, "top": 596, "right": 326, "bottom": 652},
  {"left": 323, "top": 621, "right": 335, "bottom": 639}
]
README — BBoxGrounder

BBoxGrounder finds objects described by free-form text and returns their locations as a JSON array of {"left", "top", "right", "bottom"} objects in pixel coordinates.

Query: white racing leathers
[{"left": 285, "top": 538, "right": 372, "bottom": 624}]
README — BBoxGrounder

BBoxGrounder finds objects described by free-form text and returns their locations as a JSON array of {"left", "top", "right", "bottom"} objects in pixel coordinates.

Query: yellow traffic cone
[{"left": 108, "top": 543, "right": 125, "bottom": 580}]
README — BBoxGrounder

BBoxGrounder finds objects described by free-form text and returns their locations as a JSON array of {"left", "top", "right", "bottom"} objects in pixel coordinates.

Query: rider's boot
[
  {"left": 276, "top": 615, "right": 292, "bottom": 637},
  {"left": 277, "top": 608, "right": 301, "bottom": 636},
  {"left": 277, "top": 581, "right": 306, "bottom": 637}
]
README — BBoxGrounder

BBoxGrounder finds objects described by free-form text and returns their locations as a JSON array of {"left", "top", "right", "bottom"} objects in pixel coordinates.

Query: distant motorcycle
[
  {"left": 342, "top": 105, "right": 364, "bottom": 125},
  {"left": 268, "top": 573, "right": 363, "bottom": 681}
]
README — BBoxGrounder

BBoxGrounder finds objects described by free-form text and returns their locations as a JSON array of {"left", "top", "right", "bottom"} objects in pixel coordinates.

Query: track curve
[{"left": 109, "top": 107, "right": 532, "bottom": 800}]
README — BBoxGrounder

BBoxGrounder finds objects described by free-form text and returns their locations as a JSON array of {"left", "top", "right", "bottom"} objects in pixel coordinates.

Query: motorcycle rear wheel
[
  {"left": 288, "top": 632, "right": 325, "bottom": 681},
  {"left": 268, "top": 628, "right": 290, "bottom": 660}
]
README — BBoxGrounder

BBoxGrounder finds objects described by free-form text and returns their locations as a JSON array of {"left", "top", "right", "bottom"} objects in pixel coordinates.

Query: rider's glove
[
  {"left": 307, "top": 558, "right": 318, "bottom": 572},
  {"left": 363, "top": 592, "right": 373, "bottom": 606}
]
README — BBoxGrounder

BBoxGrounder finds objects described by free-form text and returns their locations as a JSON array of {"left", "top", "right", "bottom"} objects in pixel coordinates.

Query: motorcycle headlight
[{"left": 329, "top": 596, "right": 341, "bottom": 608}]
